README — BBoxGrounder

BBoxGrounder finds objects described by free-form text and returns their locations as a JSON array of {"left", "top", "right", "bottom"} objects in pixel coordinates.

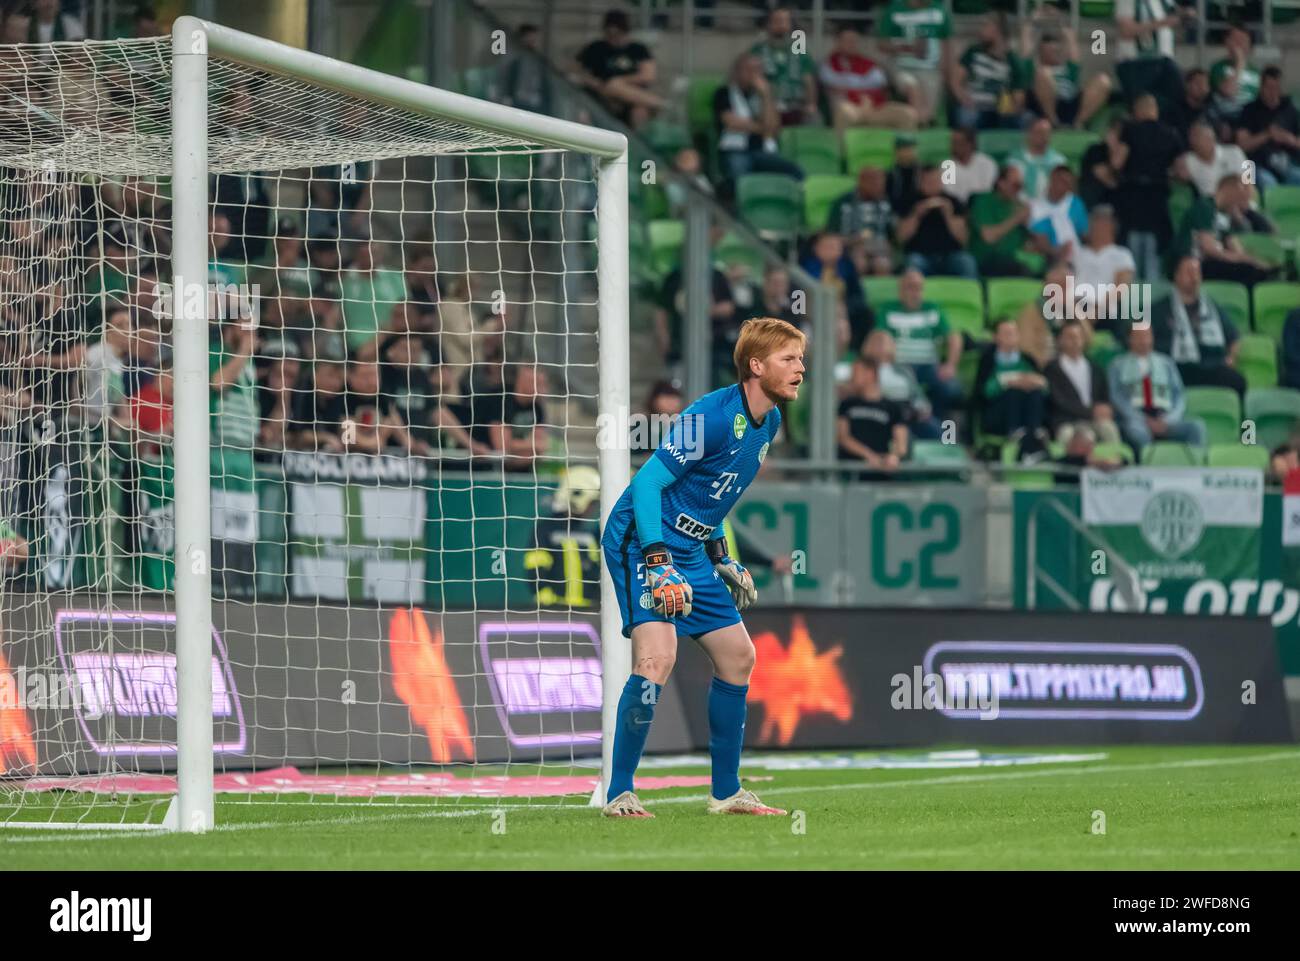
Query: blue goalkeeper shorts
[{"left": 602, "top": 532, "right": 741, "bottom": 639}]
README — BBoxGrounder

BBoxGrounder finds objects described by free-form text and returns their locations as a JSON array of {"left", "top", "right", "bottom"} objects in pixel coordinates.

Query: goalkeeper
[{"left": 600, "top": 317, "right": 805, "bottom": 818}]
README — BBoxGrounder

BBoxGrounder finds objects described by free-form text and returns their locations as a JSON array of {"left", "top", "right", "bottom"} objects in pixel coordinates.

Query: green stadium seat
[
  {"left": 1050, "top": 130, "right": 1097, "bottom": 169},
  {"left": 1201, "top": 279, "right": 1251, "bottom": 331},
  {"left": 629, "top": 219, "right": 658, "bottom": 284},
  {"left": 1206, "top": 443, "right": 1271, "bottom": 470},
  {"left": 713, "top": 232, "right": 766, "bottom": 283},
  {"left": 1080, "top": 0, "right": 1115, "bottom": 16},
  {"left": 1237, "top": 334, "right": 1279, "bottom": 389},
  {"left": 958, "top": 348, "right": 981, "bottom": 397},
  {"left": 986, "top": 277, "right": 1043, "bottom": 324},
  {"left": 644, "top": 120, "right": 692, "bottom": 156},
  {"left": 1168, "top": 182, "right": 1195, "bottom": 236},
  {"left": 925, "top": 277, "right": 985, "bottom": 338},
  {"left": 977, "top": 130, "right": 1023, "bottom": 164},
  {"left": 1093, "top": 442, "right": 1135, "bottom": 465},
  {"left": 736, "top": 173, "right": 802, "bottom": 239},
  {"left": 1142, "top": 441, "right": 1203, "bottom": 466},
  {"left": 1088, "top": 330, "right": 1122, "bottom": 372},
  {"left": 1244, "top": 387, "right": 1300, "bottom": 449},
  {"left": 648, "top": 219, "right": 685, "bottom": 277},
  {"left": 1236, "top": 232, "right": 1287, "bottom": 269},
  {"left": 1184, "top": 386, "right": 1242, "bottom": 446},
  {"left": 803, "top": 174, "right": 855, "bottom": 230},
  {"left": 780, "top": 127, "right": 843, "bottom": 177},
  {"left": 1267, "top": 210, "right": 1300, "bottom": 244},
  {"left": 1263, "top": 184, "right": 1300, "bottom": 218},
  {"left": 687, "top": 73, "right": 724, "bottom": 141},
  {"left": 911, "top": 440, "right": 972, "bottom": 465},
  {"left": 914, "top": 128, "right": 952, "bottom": 166},
  {"left": 862, "top": 276, "right": 900, "bottom": 305},
  {"left": 843, "top": 128, "right": 895, "bottom": 174},
  {"left": 1006, "top": 468, "right": 1056, "bottom": 489},
  {"left": 1252, "top": 282, "right": 1300, "bottom": 342}
]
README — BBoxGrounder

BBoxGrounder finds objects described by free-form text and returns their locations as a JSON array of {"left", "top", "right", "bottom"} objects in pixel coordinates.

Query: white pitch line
[{"left": 642, "top": 749, "right": 1300, "bottom": 806}]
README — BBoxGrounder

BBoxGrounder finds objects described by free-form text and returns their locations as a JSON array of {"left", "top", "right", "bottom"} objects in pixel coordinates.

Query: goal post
[{"left": 0, "top": 16, "right": 630, "bottom": 832}]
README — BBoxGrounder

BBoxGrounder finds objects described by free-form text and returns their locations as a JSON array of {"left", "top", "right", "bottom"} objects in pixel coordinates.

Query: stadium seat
[
  {"left": 687, "top": 73, "right": 725, "bottom": 142},
  {"left": 986, "top": 277, "right": 1043, "bottom": 324},
  {"left": 1267, "top": 210, "right": 1300, "bottom": 244},
  {"left": 1142, "top": 441, "right": 1203, "bottom": 466},
  {"left": 913, "top": 128, "right": 952, "bottom": 166},
  {"left": 1244, "top": 387, "right": 1300, "bottom": 449},
  {"left": 1184, "top": 386, "right": 1242, "bottom": 446},
  {"left": 958, "top": 348, "right": 981, "bottom": 397},
  {"left": 976, "top": 130, "right": 1023, "bottom": 164},
  {"left": 911, "top": 440, "right": 972, "bottom": 465},
  {"left": 1200, "top": 279, "right": 1251, "bottom": 332},
  {"left": 1050, "top": 130, "right": 1097, "bottom": 169},
  {"left": 1087, "top": 329, "right": 1122, "bottom": 372},
  {"left": 644, "top": 119, "right": 692, "bottom": 156},
  {"left": 1080, "top": 0, "right": 1115, "bottom": 16},
  {"left": 1237, "top": 334, "right": 1279, "bottom": 389},
  {"left": 925, "top": 277, "right": 985, "bottom": 338},
  {"left": 648, "top": 219, "right": 685, "bottom": 277},
  {"left": 803, "top": 174, "right": 855, "bottom": 230},
  {"left": 713, "top": 232, "right": 766, "bottom": 283},
  {"left": 862, "top": 276, "right": 900, "bottom": 305},
  {"left": 1093, "top": 442, "right": 1135, "bottom": 465},
  {"left": 843, "top": 128, "right": 895, "bottom": 174},
  {"left": 1236, "top": 232, "right": 1287, "bottom": 269},
  {"left": 1206, "top": 443, "right": 1271, "bottom": 470},
  {"left": 736, "top": 173, "right": 802, "bottom": 239},
  {"left": 1006, "top": 468, "right": 1056, "bottom": 489},
  {"left": 1251, "top": 282, "right": 1300, "bottom": 342},
  {"left": 1263, "top": 184, "right": 1300, "bottom": 218},
  {"left": 1167, "top": 182, "right": 1195, "bottom": 237},
  {"left": 780, "top": 127, "right": 843, "bottom": 177}
]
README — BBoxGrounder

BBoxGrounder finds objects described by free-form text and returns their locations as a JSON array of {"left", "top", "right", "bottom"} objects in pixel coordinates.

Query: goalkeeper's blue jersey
[{"left": 603, "top": 383, "right": 781, "bottom": 556}]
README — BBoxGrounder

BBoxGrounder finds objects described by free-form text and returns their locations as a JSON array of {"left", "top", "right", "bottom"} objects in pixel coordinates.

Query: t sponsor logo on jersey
[{"left": 674, "top": 513, "right": 716, "bottom": 540}]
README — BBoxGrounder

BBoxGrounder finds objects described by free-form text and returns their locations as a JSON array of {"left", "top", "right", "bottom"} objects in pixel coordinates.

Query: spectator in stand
[
  {"left": 1078, "top": 117, "right": 1123, "bottom": 209},
  {"left": 800, "top": 231, "right": 869, "bottom": 348},
  {"left": 665, "top": 147, "right": 714, "bottom": 217},
  {"left": 131, "top": 3, "right": 163, "bottom": 38},
  {"left": 1009, "top": 117, "right": 1067, "bottom": 203},
  {"left": 862, "top": 329, "right": 942, "bottom": 439},
  {"left": 341, "top": 238, "right": 407, "bottom": 356},
  {"left": 1109, "top": 322, "right": 1206, "bottom": 454},
  {"left": 480, "top": 364, "right": 550, "bottom": 471},
  {"left": 714, "top": 51, "right": 805, "bottom": 188},
  {"left": 1283, "top": 307, "right": 1300, "bottom": 389},
  {"left": 256, "top": 339, "right": 303, "bottom": 454},
  {"left": 1167, "top": 68, "right": 1214, "bottom": 145},
  {"left": 130, "top": 360, "right": 173, "bottom": 456},
  {"left": 342, "top": 358, "right": 413, "bottom": 454},
  {"left": 821, "top": 23, "right": 918, "bottom": 132},
  {"left": 874, "top": 268, "right": 964, "bottom": 423},
  {"left": 654, "top": 252, "right": 737, "bottom": 386},
  {"left": 837, "top": 357, "right": 909, "bottom": 477},
  {"left": 1269, "top": 444, "right": 1299, "bottom": 484},
  {"left": 1211, "top": 25, "right": 1261, "bottom": 126},
  {"left": 82, "top": 303, "right": 132, "bottom": 433},
  {"left": 207, "top": 209, "right": 247, "bottom": 289},
  {"left": 1018, "top": 10, "right": 1111, "bottom": 130},
  {"left": 945, "top": 126, "right": 997, "bottom": 205},
  {"left": 949, "top": 13, "right": 1025, "bottom": 130},
  {"left": 1174, "top": 174, "right": 1277, "bottom": 286},
  {"left": 876, "top": 0, "right": 952, "bottom": 127},
  {"left": 252, "top": 217, "right": 312, "bottom": 339},
  {"left": 1150, "top": 255, "right": 1246, "bottom": 397},
  {"left": 27, "top": 0, "right": 83, "bottom": 42},
  {"left": 1015, "top": 263, "right": 1079, "bottom": 367},
  {"left": 751, "top": 6, "right": 820, "bottom": 126},
  {"left": 572, "top": 10, "right": 664, "bottom": 129},
  {"left": 502, "top": 24, "right": 553, "bottom": 117},
  {"left": 898, "top": 164, "right": 978, "bottom": 279},
  {"left": 1114, "top": 0, "right": 1191, "bottom": 114},
  {"left": 1045, "top": 320, "right": 1121, "bottom": 445},
  {"left": 630, "top": 380, "right": 686, "bottom": 455},
  {"left": 976, "top": 319, "right": 1050, "bottom": 454},
  {"left": 886, "top": 135, "right": 922, "bottom": 213},
  {"left": 1072, "top": 205, "right": 1137, "bottom": 335},
  {"left": 1028, "top": 165, "right": 1088, "bottom": 266},
  {"left": 827, "top": 166, "right": 894, "bottom": 277},
  {"left": 1237, "top": 66, "right": 1300, "bottom": 189},
  {"left": 1178, "top": 120, "right": 1250, "bottom": 199},
  {"left": 970, "top": 164, "right": 1051, "bottom": 277},
  {"left": 1112, "top": 93, "right": 1183, "bottom": 281},
  {"left": 741, "top": 265, "right": 800, "bottom": 326},
  {"left": 292, "top": 358, "right": 347, "bottom": 451},
  {"left": 410, "top": 361, "right": 487, "bottom": 458}
]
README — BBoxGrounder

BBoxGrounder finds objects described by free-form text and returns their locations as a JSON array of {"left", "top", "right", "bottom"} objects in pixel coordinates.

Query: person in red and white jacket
[{"left": 821, "top": 23, "right": 918, "bottom": 133}]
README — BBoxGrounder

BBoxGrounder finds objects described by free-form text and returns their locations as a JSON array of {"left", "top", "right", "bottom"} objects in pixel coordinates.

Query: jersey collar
[{"left": 739, "top": 383, "right": 766, "bottom": 429}]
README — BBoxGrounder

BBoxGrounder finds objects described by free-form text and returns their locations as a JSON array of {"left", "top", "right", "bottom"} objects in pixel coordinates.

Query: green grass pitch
[{"left": 4, "top": 745, "right": 1299, "bottom": 870}]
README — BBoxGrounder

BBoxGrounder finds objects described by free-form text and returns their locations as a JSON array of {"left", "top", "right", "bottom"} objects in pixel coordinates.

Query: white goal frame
[{"left": 164, "top": 17, "right": 628, "bottom": 833}]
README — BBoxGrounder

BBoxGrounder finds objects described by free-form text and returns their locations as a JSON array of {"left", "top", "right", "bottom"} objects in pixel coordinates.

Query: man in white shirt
[
  {"left": 944, "top": 126, "right": 997, "bottom": 204},
  {"left": 1071, "top": 205, "right": 1138, "bottom": 334},
  {"left": 1045, "top": 321, "right": 1121, "bottom": 445},
  {"left": 1179, "top": 120, "right": 1251, "bottom": 198}
]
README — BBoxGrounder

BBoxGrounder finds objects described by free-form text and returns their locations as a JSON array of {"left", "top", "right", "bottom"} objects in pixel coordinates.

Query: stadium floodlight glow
[{"left": 0, "top": 17, "right": 629, "bottom": 832}]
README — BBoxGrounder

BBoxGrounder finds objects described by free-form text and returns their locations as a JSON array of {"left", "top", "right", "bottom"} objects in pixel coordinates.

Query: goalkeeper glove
[
  {"left": 643, "top": 544, "right": 693, "bottom": 618},
  {"left": 706, "top": 537, "right": 757, "bottom": 610}
]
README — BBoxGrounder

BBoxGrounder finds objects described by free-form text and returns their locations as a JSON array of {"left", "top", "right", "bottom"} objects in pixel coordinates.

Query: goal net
[{"left": 0, "top": 19, "right": 629, "bottom": 830}]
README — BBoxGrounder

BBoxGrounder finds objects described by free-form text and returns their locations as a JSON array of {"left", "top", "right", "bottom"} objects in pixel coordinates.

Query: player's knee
[
  {"left": 727, "top": 643, "right": 756, "bottom": 682},
  {"left": 634, "top": 653, "right": 676, "bottom": 684}
]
